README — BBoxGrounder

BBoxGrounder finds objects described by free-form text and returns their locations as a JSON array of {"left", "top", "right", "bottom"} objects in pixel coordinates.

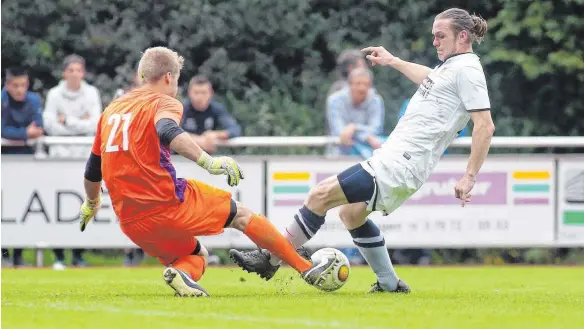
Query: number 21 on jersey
[{"left": 105, "top": 113, "right": 132, "bottom": 153}]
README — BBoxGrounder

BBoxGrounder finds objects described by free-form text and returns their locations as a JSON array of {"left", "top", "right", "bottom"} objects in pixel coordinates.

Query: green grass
[{"left": 2, "top": 266, "right": 584, "bottom": 329}]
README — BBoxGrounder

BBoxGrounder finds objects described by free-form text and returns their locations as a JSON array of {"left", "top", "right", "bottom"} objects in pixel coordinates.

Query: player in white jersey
[{"left": 230, "top": 8, "right": 496, "bottom": 293}]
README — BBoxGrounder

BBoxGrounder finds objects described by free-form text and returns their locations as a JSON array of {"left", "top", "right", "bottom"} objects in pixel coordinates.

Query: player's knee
[
  {"left": 338, "top": 205, "right": 353, "bottom": 226},
  {"left": 338, "top": 205, "right": 362, "bottom": 228},
  {"left": 338, "top": 203, "right": 369, "bottom": 230},
  {"left": 229, "top": 201, "right": 252, "bottom": 231},
  {"left": 306, "top": 178, "right": 338, "bottom": 210}
]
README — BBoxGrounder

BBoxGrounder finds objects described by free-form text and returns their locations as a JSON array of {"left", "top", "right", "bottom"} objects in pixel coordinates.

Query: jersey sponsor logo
[{"left": 417, "top": 76, "right": 434, "bottom": 99}]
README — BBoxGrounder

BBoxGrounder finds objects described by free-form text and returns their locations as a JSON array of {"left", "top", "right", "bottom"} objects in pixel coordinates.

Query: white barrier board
[
  {"left": 267, "top": 157, "right": 556, "bottom": 247},
  {"left": 0, "top": 157, "right": 263, "bottom": 248}
]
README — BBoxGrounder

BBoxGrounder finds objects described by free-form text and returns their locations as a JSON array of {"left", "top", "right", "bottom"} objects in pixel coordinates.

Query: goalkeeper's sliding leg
[{"left": 120, "top": 179, "right": 336, "bottom": 297}]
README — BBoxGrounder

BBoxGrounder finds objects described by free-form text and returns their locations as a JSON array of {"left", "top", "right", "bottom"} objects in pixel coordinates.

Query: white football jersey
[{"left": 374, "top": 52, "right": 491, "bottom": 182}]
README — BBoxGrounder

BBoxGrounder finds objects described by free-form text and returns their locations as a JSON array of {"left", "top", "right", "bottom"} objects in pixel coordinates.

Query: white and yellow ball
[{"left": 309, "top": 247, "right": 351, "bottom": 292}]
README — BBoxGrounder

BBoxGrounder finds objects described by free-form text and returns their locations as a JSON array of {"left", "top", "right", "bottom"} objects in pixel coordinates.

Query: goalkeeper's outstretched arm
[
  {"left": 84, "top": 152, "right": 102, "bottom": 200},
  {"left": 155, "top": 117, "right": 243, "bottom": 186}
]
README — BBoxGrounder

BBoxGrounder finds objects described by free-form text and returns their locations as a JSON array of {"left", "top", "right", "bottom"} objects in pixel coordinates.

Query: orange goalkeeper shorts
[{"left": 119, "top": 179, "right": 236, "bottom": 265}]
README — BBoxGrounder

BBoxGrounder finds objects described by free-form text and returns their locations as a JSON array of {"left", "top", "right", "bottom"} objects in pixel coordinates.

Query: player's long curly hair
[{"left": 436, "top": 8, "right": 488, "bottom": 44}]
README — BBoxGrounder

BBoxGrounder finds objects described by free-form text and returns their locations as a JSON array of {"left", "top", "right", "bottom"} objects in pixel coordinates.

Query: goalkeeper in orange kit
[{"left": 78, "top": 46, "right": 334, "bottom": 297}]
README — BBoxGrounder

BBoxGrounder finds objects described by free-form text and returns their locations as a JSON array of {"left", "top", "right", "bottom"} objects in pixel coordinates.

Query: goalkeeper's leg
[
  {"left": 161, "top": 239, "right": 210, "bottom": 297},
  {"left": 227, "top": 202, "right": 340, "bottom": 286},
  {"left": 230, "top": 163, "right": 372, "bottom": 280},
  {"left": 227, "top": 202, "right": 312, "bottom": 274}
]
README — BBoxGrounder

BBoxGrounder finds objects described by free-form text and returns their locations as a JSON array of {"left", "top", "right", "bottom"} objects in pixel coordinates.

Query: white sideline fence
[
  {"left": 3, "top": 135, "right": 584, "bottom": 149},
  {"left": 2, "top": 136, "right": 584, "bottom": 267}
]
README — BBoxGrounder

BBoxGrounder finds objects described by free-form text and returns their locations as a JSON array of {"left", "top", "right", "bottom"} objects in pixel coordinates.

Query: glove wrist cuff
[
  {"left": 196, "top": 151, "right": 213, "bottom": 169},
  {"left": 86, "top": 197, "right": 100, "bottom": 206}
]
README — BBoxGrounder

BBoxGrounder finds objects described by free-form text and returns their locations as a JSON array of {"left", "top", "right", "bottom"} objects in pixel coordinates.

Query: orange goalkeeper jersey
[{"left": 91, "top": 88, "right": 186, "bottom": 222}]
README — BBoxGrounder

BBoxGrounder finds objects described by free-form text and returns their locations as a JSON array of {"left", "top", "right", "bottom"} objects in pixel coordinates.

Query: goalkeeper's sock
[
  {"left": 243, "top": 214, "right": 312, "bottom": 273},
  {"left": 350, "top": 219, "right": 399, "bottom": 291},
  {"left": 268, "top": 205, "right": 325, "bottom": 266},
  {"left": 173, "top": 255, "right": 206, "bottom": 281}
]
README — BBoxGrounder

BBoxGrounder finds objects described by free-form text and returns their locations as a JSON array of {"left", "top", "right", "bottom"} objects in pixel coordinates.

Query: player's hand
[
  {"left": 197, "top": 152, "right": 244, "bottom": 186},
  {"left": 79, "top": 197, "right": 101, "bottom": 232},
  {"left": 454, "top": 174, "right": 476, "bottom": 207},
  {"left": 361, "top": 46, "right": 397, "bottom": 67}
]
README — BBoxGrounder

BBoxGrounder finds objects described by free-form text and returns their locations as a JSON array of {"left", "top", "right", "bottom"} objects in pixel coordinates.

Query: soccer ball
[{"left": 309, "top": 247, "right": 351, "bottom": 292}]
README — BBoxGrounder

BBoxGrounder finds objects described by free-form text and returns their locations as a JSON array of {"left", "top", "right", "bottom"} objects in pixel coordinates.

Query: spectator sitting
[
  {"left": 1, "top": 67, "right": 44, "bottom": 155},
  {"left": 43, "top": 54, "right": 102, "bottom": 159},
  {"left": 181, "top": 75, "right": 241, "bottom": 153},
  {"left": 327, "top": 49, "right": 368, "bottom": 97},
  {"left": 326, "top": 68, "right": 385, "bottom": 159}
]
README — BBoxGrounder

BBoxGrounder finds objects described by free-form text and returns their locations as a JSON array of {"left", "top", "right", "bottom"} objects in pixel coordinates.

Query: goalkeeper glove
[
  {"left": 79, "top": 197, "right": 101, "bottom": 232},
  {"left": 197, "top": 152, "right": 244, "bottom": 186}
]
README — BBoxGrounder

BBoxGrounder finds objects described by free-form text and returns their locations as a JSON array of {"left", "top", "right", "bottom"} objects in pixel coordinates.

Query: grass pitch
[{"left": 2, "top": 266, "right": 583, "bottom": 329}]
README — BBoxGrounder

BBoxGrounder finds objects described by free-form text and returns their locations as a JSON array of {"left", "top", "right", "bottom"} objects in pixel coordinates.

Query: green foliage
[
  {"left": 2, "top": 0, "right": 583, "bottom": 144},
  {"left": 485, "top": 0, "right": 584, "bottom": 136}
]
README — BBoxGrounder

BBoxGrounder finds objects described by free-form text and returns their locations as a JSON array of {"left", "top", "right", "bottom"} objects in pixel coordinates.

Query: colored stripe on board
[
  {"left": 513, "top": 198, "right": 549, "bottom": 205},
  {"left": 512, "top": 184, "right": 550, "bottom": 192},
  {"left": 273, "top": 185, "right": 310, "bottom": 194},
  {"left": 273, "top": 199, "right": 305, "bottom": 207},
  {"left": 512, "top": 171, "right": 550, "bottom": 180},
  {"left": 273, "top": 172, "right": 310, "bottom": 181},
  {"left": 563, "top": 211, "right": 584, "bottom": 225},
  {"left": 316, "top": 173, "right": 336, "bottom": 183}
]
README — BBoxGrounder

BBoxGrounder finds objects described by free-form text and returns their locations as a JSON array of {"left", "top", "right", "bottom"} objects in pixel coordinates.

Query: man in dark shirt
[
  {"left": 1, "top": 67, "right": 44, "bottom": 267},
  {"left": 1, "top": 67, "right": 44, "bottom": 155},
  {"left": 181, "top": 75, "right": 241, "bottom": 153}
]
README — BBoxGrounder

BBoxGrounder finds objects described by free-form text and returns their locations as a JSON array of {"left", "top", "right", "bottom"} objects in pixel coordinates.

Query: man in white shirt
[
  {"left": 230, "top": 8, "right": 495, "bottom": 293},
  {"left": 43, "top": 54, "right": 102, "bottom": 158}
]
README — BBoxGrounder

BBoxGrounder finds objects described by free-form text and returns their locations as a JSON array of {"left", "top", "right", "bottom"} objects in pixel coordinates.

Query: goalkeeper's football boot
[
  {"left": 368, "top": 279, "right": 411, "bottom": 294},
  {"left": 163, "top": 267, "right": 210, "bottom": 297},
  {"left": 229, "top": 248, "right": 280, "bottom": 280},
  {"left": 229, "top": 247, "right": 311, "bottom": 281}
]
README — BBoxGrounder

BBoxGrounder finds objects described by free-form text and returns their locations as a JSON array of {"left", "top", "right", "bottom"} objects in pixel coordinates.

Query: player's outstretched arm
[
  {"left": 164, "top": 129, "right": 205, "bottom": 163},
  {"left": 80, "top": 152, "right": 103, "bottom": 232},
  {"left": 454, "top": 110, "right": 495, "bottom": 206},
  {"left": 361, "top": 46, "right": 431, "bottom": 85},
  {"left": 156, "top": 98, "right": 243, "bottom": 186},
  {"left": 158, "top": 120, "right": 243, "bottom": 187}
]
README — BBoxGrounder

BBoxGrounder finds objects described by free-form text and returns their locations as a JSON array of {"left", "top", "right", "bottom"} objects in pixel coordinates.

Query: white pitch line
[{"left": 4, "top": 302, "right": 391, "bottom": 329}]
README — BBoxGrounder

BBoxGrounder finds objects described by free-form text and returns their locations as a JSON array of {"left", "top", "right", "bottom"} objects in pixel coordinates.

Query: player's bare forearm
[
  {"left": 390, "top": 58, "right": 432, "bottom": 85},
  {"left": 84, "top": 179, "right": 101, "bottom": 201},
  {"left": 169, "top": 132, "right": 204, "bottom": 163},
  {"left": 466, "top": 111, "right": 495, "bottom": 178}
]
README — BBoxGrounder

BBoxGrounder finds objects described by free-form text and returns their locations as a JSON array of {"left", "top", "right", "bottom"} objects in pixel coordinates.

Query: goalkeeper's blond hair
[{"left": 138, "top": 47, "right": 184, "bottom": 83}]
